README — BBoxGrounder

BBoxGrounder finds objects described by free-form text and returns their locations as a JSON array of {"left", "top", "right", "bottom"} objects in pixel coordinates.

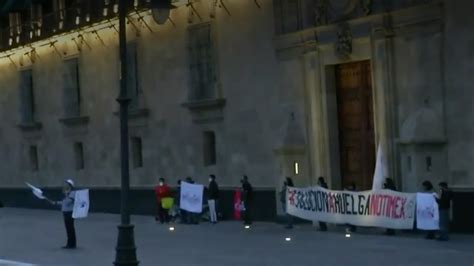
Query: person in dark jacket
[
  {"left": 436, "top": 182, "right": 452, "bottom": 241},
  {"left": 241, "top": 175, "right": 254, "bottom": 226},
  {"left": 280, "top": 177, "right": 294, "bottom": 229},
  {"left": 48, "top": 179, "right": 76, "bottom": 249},
  {"left": 174, "top": 179, "right": 184, "bottom": 223},
  {"left": 317, "top": 177, "right": 328, "bottom": 231},
  {"left": 421, "top": 180, "right": 437, "bottom": 239},
  {"left": 208, "top": 175, "right": 219, "bottom": 224},
  {"left": 345, "top": 182, "right": 357, "bottom": 233},
  {"left": 383, "top": 178, "right": 397, "bottom": 236}
]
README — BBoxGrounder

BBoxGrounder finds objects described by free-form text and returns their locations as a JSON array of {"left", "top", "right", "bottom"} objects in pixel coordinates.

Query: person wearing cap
[
  {"left": 207, "top": 175, "right": 219, "bottom": 224},
  {"left": 47, "top": 179, "right": 76, "bottom": 249}
]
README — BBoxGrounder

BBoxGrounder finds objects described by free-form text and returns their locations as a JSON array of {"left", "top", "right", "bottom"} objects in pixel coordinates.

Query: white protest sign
[
  {"left": 416, "top": 193, "right": 439, "bottom": 230},
  {"left": 287, "top": 186, "right": 417, "bottom": 229},
  {"left": 180, "top": 182, "right": 204, "bottom": 213},
  {"left": 72, "top": 189, "right": 90, "bottom": 219},
  {"left": 25, "top": 182, "right": 45, "bottom": 200}
]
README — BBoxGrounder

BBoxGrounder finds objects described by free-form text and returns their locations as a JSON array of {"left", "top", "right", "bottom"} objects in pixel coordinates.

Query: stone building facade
[{"left": 0, "top": 0, "right": 472, "bottom": 231}]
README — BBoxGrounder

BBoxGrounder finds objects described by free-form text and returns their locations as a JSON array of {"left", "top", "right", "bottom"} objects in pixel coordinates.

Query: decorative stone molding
[
  {"left": 182, "top": 98, "right": 226, "bottom": 111},
  {"left": 275, "top": 2, "right": 442, "bottom": 61},
  {"left": 274, "top": 113, "right": 306, "bottom": 154},
  {"left": 314, "top": 0, "right": 329, "bottom": 26},
  {"left": 399, "top": 106, "right": 446, "bottom": 145},
  {"left": 17, "top": 122, "right": 42, "bottom": 131},
  {"left": 113, "top": 108, "right": 150, "bottom": 120},
  {"left": 59, "top": 116, "right": 90, "bottom": 126},
  {"left": 315, "top": 0, "right": 368, "bottom": 26},
  {"left": 329, "top": 0, "right": 358, "bottom": 17},
  {"left": 361, "top": 0, "right": 372, "bottom": 15},
  {"left": 335, "top": 23, "right": 352, "bottom": 58},
  {"left": 182, "top": 98, "right": 226, "bottom": 124}
]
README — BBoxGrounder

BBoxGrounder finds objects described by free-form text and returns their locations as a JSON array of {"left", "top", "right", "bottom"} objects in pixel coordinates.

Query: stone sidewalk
[{"left": 0, "top": 208, "right": 473, "bottom": 266}]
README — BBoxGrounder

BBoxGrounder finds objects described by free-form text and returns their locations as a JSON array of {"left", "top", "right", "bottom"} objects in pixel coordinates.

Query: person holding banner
[
  {"left": 175, "top": 179, "right": 187, "bottom": 223},
  {"left": 47, "top": 179, "right": 77, "bottom": 249},
  {"left": 345, "top": 182, "right": 357, "bottom": 233},
  {"left": 383, "top": 178, "right": 397, "bottom": 236},
  {"left": 280, "top": 177, "right": 294, "bottom": 229},
  {"left": 317, "top": 177, "right": 328, "bottom": 231},
  {"left": 241, "top": 175, "right": 254, "bottom": 226},
  {"left": 421, "top": 180, "right": 437, "bottom": 239},
  {"left": 436, "top": 182, "right": 453, "bottom": 241},
  {"left": 185, "top": 177, "right": 200, "bottom": 224},
  {"left": 155, "top": 178, "right": 172, "bottom": 224}
]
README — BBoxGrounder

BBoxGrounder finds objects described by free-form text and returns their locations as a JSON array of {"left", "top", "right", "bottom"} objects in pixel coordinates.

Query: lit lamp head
[{"left": 150, "top": 0, "right": 176, "bottom": 25}]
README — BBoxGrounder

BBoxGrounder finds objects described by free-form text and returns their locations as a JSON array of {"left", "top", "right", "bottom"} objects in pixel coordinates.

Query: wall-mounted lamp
[
  {"left": 294, "top": 162, "right": 299, "bottom": 175},
  {"left": 150, "top": 0, "right": 176, "bottom": 25}
]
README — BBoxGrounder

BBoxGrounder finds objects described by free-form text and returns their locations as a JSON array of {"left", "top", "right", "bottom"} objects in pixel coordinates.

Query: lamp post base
[{"left": 114, "top": 224, "right": 139, "bottom": 266}]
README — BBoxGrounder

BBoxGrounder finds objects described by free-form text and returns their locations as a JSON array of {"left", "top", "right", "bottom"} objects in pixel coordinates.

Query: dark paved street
[{"left": 0, "top": 208, "right": 473, "bottom": 266}]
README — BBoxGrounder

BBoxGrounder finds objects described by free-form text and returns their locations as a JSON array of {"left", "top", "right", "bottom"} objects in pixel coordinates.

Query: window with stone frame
[
  {"left": 131, "top": 137, "right": 143, "bottom": 168},
  {"left": 126, "top": 41, "right": 140, "bottom": 110},
  {"left": 203, "top": 131, "right": 216, "bottom": 166},
  {"left": 63, "top": 58, "right": 81, "bottom": 118},
  {"left": 187, "top": 23, "right": 217, "bottom": 101},
  {"left": 19, "top": 69, "right": 36, "bottom": 124},
  {"left": 29, "top": 145, "right": 39, "bottom": 172},
  {"left": 273, "top": 0, "right": 303, "bottom": 34},
  {"left": 74, "top": 142, "right": 85, "bottom": 170}
]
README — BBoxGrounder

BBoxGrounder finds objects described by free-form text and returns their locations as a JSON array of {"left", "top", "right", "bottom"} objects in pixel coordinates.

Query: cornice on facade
[{"left": 274, "top": 1, "right": 443, "bottom": 61}]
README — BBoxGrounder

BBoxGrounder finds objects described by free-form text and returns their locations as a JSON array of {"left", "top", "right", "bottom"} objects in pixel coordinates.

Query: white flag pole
[{"left": 371, "top": 143, "right": 387, "bottom": 190}]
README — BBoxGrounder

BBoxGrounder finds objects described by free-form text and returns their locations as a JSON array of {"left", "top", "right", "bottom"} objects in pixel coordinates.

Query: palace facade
[{"left": 0, "top": 0, "right": 472, "bottom": 231}]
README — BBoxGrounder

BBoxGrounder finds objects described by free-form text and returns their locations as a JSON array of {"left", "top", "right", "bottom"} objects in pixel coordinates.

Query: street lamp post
[{"left": 114, "top": 0, "right": 139, "bottom": 265}]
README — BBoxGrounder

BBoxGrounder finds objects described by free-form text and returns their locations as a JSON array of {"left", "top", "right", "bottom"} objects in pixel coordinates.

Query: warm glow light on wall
[
  {"left": 0, "top": 9, "right": 152, "bottom": 67},
  {"left": 294, "top": 162, "right": 299, "bottom": 175}
]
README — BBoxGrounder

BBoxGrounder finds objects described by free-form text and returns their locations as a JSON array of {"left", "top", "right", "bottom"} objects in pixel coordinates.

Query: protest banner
[
  {"left": 287, "top": 186, "right": 416, "bottom": 229},
  {"left": 72, "top": 189, "right": 90, "bottom": 219},
  {"left": 416, "top": 193, "right": 439, "bottom": 230},
  {"left": 180, "top": 182, "right": 204, "bottom": 213},
  {"left": 233, "top": 189, "right": 242, "bottom": 220}
]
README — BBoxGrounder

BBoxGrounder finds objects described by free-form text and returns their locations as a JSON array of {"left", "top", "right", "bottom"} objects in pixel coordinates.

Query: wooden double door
[{"left": 335, "top": 61, "right": 375, "bottom": 190}]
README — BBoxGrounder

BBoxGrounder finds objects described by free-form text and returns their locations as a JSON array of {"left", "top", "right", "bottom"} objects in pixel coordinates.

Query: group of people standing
[
  {"left": 43, "top": 174, "right": 453, "bottom": 250},
  {"left": 279, "top": 176, "right": 453, "bottom": 241},
  {"left": 153, "top": 175, "right": 255, "bottom": 226}
]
